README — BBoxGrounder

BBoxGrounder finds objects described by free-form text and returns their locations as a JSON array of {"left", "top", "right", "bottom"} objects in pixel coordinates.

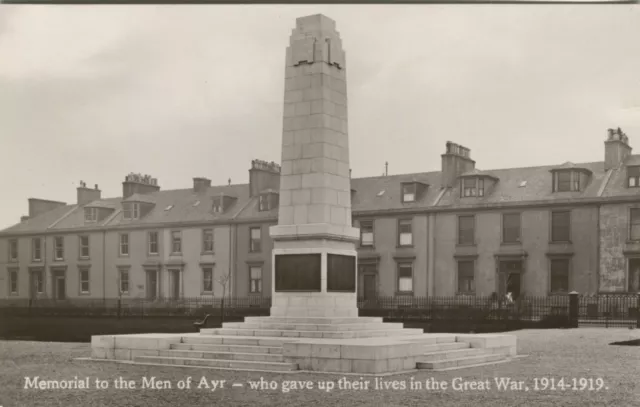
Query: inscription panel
[
  {"left": 275, "top": 254, "right": 322, "bottom": 292},
  {"left": 327, "top": 254, "right": 356, "bottom": 292}
]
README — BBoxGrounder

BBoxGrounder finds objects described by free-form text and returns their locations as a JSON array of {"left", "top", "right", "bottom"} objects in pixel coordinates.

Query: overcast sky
[{"left": 0, "top": 5, "right": 639, "bottom": 229}]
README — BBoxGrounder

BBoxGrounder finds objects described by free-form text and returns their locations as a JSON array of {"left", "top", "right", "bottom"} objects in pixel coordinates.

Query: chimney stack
[
  {"left": 441, "top": 141, "right": 475, "bottom": 188},
  {"left": 20, "top": 215, "right": 29, "bottom": 223},
  {"left": 77, "top": 180, "right": 101, "bottom": 205},
  {"left": 28, "top": 198, "right": 66, "bottom": 218},
  {"left": 249, "top": 159, "right": 281, "bottom": 197},
  {"left": 122, "top": 173, "right": 160, "bottom": 199},
  {"left": 193, "top": 177, "right": 212, "bottom": 193},
  {"left": 604, "top": 127, "right": 632, "bottom": 171}
]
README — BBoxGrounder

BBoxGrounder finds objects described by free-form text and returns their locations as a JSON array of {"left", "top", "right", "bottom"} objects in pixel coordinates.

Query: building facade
[{"left": 2, "top": 131, "right": 640, "bottom": 302}]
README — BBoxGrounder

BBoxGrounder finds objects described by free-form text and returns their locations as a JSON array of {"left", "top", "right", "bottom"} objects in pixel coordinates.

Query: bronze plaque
[
  {"left": 274, "top": 254, "right": 321, "bottom": 292},
  {"left": 327, "top": 254, "right": 356, "bottom": 292}
]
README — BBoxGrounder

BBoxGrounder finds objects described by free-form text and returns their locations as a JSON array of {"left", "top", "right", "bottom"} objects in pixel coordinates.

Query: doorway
[
  {"left": 55, "top": 276, "right": 66, "bottom": 300},
  {"left": 146, "top": 270, "right": 158, "bottom": 300},
  {"left": 169, "top": 269, "right": 180, "bottom": 300},
  {"left": 498, "top": 260, "right": 522, "bottom": 300},
  {"left": 358, "top": 263, "right": 377, "bottom": 300}
]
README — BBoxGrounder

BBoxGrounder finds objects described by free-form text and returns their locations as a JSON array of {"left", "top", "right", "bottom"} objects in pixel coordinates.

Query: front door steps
[{"left": 89, "top": 317, "right": 517, "bottom": 374}]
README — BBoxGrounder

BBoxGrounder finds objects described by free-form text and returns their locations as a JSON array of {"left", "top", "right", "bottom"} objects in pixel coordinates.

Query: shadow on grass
[{"left": 610, "top": 338, "right": 640, "bottom": 346}]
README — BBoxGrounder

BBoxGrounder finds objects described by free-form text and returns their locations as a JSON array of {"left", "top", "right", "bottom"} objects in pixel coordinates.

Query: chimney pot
[{"left": 604, "top": 127, "right": 632, "bottom": 171}]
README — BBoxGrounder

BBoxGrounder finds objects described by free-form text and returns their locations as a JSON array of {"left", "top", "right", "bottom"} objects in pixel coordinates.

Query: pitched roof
[
  {"left": 350, "top": 172, "right": 443, "bottom": 212},
  {"left": 53, "top": 198, "right": 122, "bottom": 230},
  {"left": 1, "top": 204, "right": 77, "bottom": 234}
]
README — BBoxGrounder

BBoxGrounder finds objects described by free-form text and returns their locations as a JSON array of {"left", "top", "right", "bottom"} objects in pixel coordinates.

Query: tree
[{"left": 216, "top": 271, "right": 231, "bottom": 325}]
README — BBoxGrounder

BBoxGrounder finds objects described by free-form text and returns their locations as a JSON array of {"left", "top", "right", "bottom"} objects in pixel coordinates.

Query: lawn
[{"left": 1, "top": 328, "right": 638, "bottom": 407}]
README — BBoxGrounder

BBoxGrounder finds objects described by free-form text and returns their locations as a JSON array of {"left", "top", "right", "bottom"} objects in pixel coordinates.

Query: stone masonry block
[
  {"left": 91, "top": 347, "right": 115, "bottom": 360},
  {"left": 283, "top": 103, "right": 296, "bottom": 118},
  {"left": 336, "top": 162, "right": 350, "bottom": 178},
  {"left": 293, "top": 205, "right": 308, "bottom": 224},
  {"left": 307, "top": 204, "right": 331, "bottom": 223},
  {"left": 292, "top": 189, "right": 311, "bottom": 205},
  {"left": 114, "top": 349, "right": 132, "bottom": 361},
  {"left": 335, "top": 104, "right": 347, "bottom": 119},
  {"left": 293, "top": 158, "right": 312, "bottom": 174},
  {"left": 303, "top": 87, "right": 331, "bottom": 102},
  {"left": 294, "top": 101, "right": 312, "bottom": 116},
  {"left": 301, "top": 173, "right": 326, "bottom": 188},
  {"left": 341, "top": 345, "right": 388, "bottom": 360},
  {"left": 311, "top": 344, "right": 341, "bottom": 359},
  {"left": 311, "top": 187, "right": 338, "bottom": 205},
  {"left": 302, "top": 143, "right": 327, "bottom": 160},
  {"left": 282, "top": 145, "right": 303, "bottom": 161},
  {"left": 294, "top": 129, "right": 312, "bottom": 145},
  {"left": 351, "top": 359, "right": 388, "bottom": 374},
  {"left": 131, "top": 350, "right": 161, "bottom": 358},
  {"left": 281, "top": 161, "right": 293, "bottom": 176},
  {"left": 285, "top": 90, "right": 304, "bottom": 103},
  {"left": 311, "top": 157, "right": 338, "bottom": 174},
  {"left": 279, "top": 206, "right": 294, "bottom": 224},
  {"left": 330, "top": 116, "right": 343, "bottom": 133},
  {"left": 280, "top": 174, "right": 302, "bottom": 190},
  {"left": 311, "top": 99, "right": 335, "bottom": 116},
  {"left": 283, "top": 131, "right": 294, "bottom": 147},
  {"left": 456, "top": 334, "right": 517, "bottom": 349},
  {"left": 91, "top": 335, "right": 115, "bottom": 349},
  {"left": 329, "top": 89, "right": 347, "bottom": 106}
]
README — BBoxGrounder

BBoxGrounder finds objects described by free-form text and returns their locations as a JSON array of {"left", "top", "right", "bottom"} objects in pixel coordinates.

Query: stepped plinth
[{"left": 86, "top": 14, "right": 518, "bottom": 375}]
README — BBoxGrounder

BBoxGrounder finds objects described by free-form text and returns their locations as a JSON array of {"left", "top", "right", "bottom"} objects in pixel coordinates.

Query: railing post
[{"left": 569, "top": 291, "right": 579, "bottom": 328}]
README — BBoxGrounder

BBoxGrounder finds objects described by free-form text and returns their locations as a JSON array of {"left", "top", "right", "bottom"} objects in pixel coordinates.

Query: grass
[{"left": 1, "top": 328, "right": 639, "bottom": 407}]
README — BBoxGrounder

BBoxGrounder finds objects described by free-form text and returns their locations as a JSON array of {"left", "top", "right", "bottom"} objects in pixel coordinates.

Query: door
[
  {"left": 363, "top": 274, "right": 376, "bottom": 300},
  {"left": 147, "top": 271, "right": 158, "bottom": 300},
  {"left": 170, "top": 270, "right": 180, "bottom": 300},
  {"left": 499, "top": 260, "right": 522, "bottom": 300},
  {"left": 55, "top": 276, "right": 66, "bottom": 300}
]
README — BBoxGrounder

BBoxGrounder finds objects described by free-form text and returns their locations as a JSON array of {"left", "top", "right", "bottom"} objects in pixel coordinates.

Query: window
[
  {"left": 32, "top": 238, "right": 41, "bottom": 261},
  {"left": 202, "top": 229, "right": 214, "bottom": 253},
  {"left": 212, "top": 198, "right": 223, "bottom": 213},
  {"left": 9, "top": 269, "right": 18, "bottom": 295},
  {"left": 79, "top": 235, "right": 90, "bottom": 258},
  {"left": 171, "top": 231, "right": 182, "bottom": 254},
  {"left": 629, "top": 259, "right": 640, "bottom": 293},
  {"left": 398, "top": 219, "right": 413, "bottom": 246},
  {"left": 250, "top": 266, "right": 262, "bottom": 293},
  {"left": 397, "top": 263, "right": 413, "bottom": 293},
  {"left": 457, "top": 260, "right": 475, "bottom": 293},
  {"left": 402, "top": 183, "right": 416, "bottom": 203},
  {"left": 202, "top": 267, "right": 213, "bottom": 293},
  {"left": 123, "top": 203, "right": 140, "bottom": 220},
  {"left": 458, "top": 215, "right": 475, "bottom": 245},
  {"left": 79, "top": 268, "right": 90, "bottom": 294},
  {"left": 148, "top": 231, "right": 158, "bottom": 255},
  {"left": 478, "top": 178, "right": 485, "bottom": 197},
  {"left": 119, "top": 269, "right": 129, "bottom": 294},
  {"left": 249, "top": 227, "right": 261, "bottom": 252},
  {"left": 553, "top": 171, "right": 581, "bottom": 192},
  {"left": 84, "top": 207, "right": 98, "bottom": 222},
  {"left": 9, "top": 239, "right": 18, "bottom": 262},
  {"left": 359, "top": 220, "right": 374, "bottom": 247},
  {"left": 33, "top": 269, "right": 44, "bottom": 294},
  {"left": 551, "top": 211, "right": 571, "bottom": 242},
  {"left": 550, "top": 259, "right": 570, "bottom": 293},
  {"left": 628, "top": 166, "right": 640, "bottom": 188},
  {"left": 630, "top": 208, "right": 640, "bottom": 241},
  {"left": 502, "top": 213, "right": 521, "bottom": 243},
  {"left": 461, "top": 178, "right": 485, "bottom": 198},
  {"left": 259, "top": 195, "right": 268, "bottom": 211},
  {"left": 54, "top": 236, "right": 64, "bottom": 260},
  {"left": 119, "top": 234, "right": 129, "bottom": 256}
]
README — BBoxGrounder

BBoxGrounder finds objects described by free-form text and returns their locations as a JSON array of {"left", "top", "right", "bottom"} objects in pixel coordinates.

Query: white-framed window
[
  {"left": 250, "top": 266, "right": 262, "bottom": 293},
  {"left": 398, "top": 219, "right": 413, "bottom": 247},
  {"left": 9, "top": 269, "right": 18, "bottom": 295},
  {"left": 54, "top": 236, "right": 64, "bottom": 260},
  {"left": 119, "top": 234, "right": 129, "bottom": 256},
  {"left": 119, "top": 268, "right": 129, "bottom": 294},
  {"left": 502, "top": 213, "right": 521, "bottom": 243},
  {"left": 550, "top": 259, "right": 570, "bottom": 293},
  {"left": 629, "top": 166, "right": 640, "bottom": 188},
  {"left": 202, "top": 267, "right": 213, "bottom": 293},
  {"left": 402, "top": 183, "right": 416, "bottom": 203},
  {"left": 148, "top": 231, "right": 158, "bottom": 255},
  {"left": 397, "top": 263, "right": 413, "bottom": 293},
  {"left": 123, "top": 203, "right": 140, "bottom": 220},
  {"left": 202, "top": 229, "right": 214, "bottom": 253},
  {"left": 249, "top": 227, "right": 261, "bottom": 252},
  {"left": 171, "top": 231, "right": 182, "bottom": 254},
  {"left": 79, "top": 268, "right": 90, "bottom": 294},
  {"left": 32, "top": 238, "right": 42, "bottom": 261},
  {"left": 33, "top": 269, "right": 44, "bottom": 294},
  {"left": 9, "top": 239, "right": 18, "bottom": 262},
  {"left": 359, "top": 220, "right": 374, "bottom": 247},
  {"left": 84, "top": 207, "right": 98, "bottom": 222},
  {"left": 79, "top": 235, "right": 90, "bottom": 258},
  {"left": 457, "top": 260, "right": 475, "bottom": 293}
]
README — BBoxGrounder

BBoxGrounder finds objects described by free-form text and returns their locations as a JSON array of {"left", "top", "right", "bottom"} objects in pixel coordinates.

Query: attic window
[
  {"left": 402, "top": 184, "right": 416, "bottom": 203},
  {"left": 461, "top": 177, "right": 485, "bottom": 198},
  {"left": 84, "top": 207, "right": 98, "bottom": 223},
  {"left": 376, "top": 190, "right": 386, "bottom": 197},
  {"left": 628, "top": 166, "right": 640, "bottom": 188},
  {"left": 553, "top": 170, "right": 581, "bottom": 192},
  {"left": 123, "top": 203, "right": 140, "bottom": 220},
  {"left": 519, "top": 181, "right": 527, "bottom": 188},
  {"left": 259, "top": 193, "right": 279, "bottom": 212},
  {"left": 212, "top": 197, "right": 223, "bottom": 213},
  {"left": 164, "top": 205, "right": 173, "bottom": 211},
  {"left": 193, "top": 200, "right": 200, "bottom": 207}
]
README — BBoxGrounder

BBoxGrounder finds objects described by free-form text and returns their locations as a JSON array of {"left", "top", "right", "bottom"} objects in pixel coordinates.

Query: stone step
[
  {"left": 133, "top": 356, "right": 298, "bottom": 372},
  {"left": 205, "top": 328, "right": 424, "bottom": 339},
  {"left": 222, "top": 322, "right": 404, "bottom": 332},
  {"left": 420, "top": 348, "right": 489, "bottom": 361},
  {"left": 158, "top": 349, "right": 284, "bottom": 362},
  {"left": 184, "top": 335, "right": 288, "bottom": 347},
  {"left": 421, "top": 342, "right": 470, "bottom": 353},
  {"left": 171, "top": 343, "right": 283, "bottom": 354},
  {"left": 244, "top": 316, "right": 383, "bottom": 325},
  {"left": 416, "top": 353, "right": 506, "bottom": 370}
]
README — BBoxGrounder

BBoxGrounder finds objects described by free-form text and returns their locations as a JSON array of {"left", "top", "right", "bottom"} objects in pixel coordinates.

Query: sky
[{"left": 0, "top": 5, "right": 639, "bottom": 230}]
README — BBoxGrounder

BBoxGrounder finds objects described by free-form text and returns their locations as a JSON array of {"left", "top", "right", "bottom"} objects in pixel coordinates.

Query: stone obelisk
[{"left": 269, "top": 14, "right": 360, "bottom": 318}]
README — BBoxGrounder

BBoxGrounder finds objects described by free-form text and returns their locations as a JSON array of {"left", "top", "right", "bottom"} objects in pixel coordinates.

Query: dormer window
[
  {"left": 258, "top": 192, "right": 279, "bottom": 212},
  {"left": 212, "top": 197, "right": 224, "bottom": 213},
  {"left": 123, "top": 203, "right": 140, "bottom": 220},
  {"left": 84, "top": 207, "right": 98, "bottom": 222},
  {"left": 552, "top": 171, "right": 582, "bottom": 192},
  {"left": 628, "top": 166, "right": 640, "bottom": 188},
  {"left": 462, "top": 178, "right": 484, "bottom": 197},
  {"left": 402, "top": 184, "right": 416, "bottom": 202}
]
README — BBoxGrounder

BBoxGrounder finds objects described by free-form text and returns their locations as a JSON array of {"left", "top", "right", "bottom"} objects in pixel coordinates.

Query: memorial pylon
[{"left": 269, "top": 14, "right": 360, "bottom": 318}]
